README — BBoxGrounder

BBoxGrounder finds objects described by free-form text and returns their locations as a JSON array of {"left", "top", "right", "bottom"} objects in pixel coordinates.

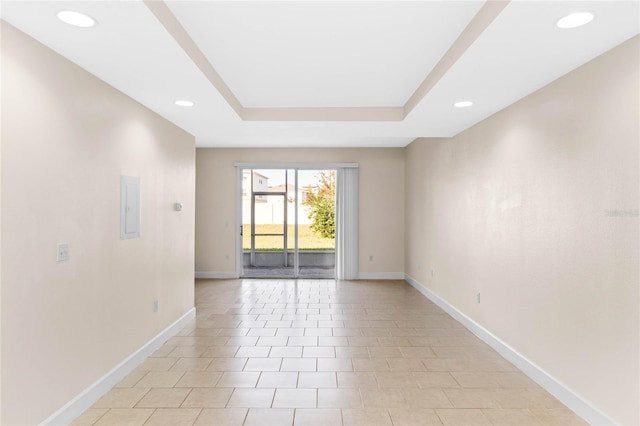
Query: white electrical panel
[{"left": 120, "top": 175, "right": 140, "bottom": 240}]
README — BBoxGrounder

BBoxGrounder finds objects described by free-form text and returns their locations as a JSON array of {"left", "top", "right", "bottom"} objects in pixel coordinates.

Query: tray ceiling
[{"left": 2, "top": 1, "right": 638, "bottom": 147}]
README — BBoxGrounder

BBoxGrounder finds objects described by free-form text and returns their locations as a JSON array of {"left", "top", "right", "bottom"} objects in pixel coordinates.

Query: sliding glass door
[{"left": 241, "top": 168, "right": 335, "bottom": 278}]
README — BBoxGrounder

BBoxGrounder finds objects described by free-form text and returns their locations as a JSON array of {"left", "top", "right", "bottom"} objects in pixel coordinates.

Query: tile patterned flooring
[{"left": 73, "top": 279, "right": 587, "bottom": 425}]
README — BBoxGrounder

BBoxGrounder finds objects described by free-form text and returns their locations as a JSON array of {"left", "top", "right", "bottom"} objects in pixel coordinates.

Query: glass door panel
[
  {"left": 241, "top": 168, "right": 335, "bottom": 279},
  {"left": 296, "top": 170, "right": 336, "bottom": 278}
]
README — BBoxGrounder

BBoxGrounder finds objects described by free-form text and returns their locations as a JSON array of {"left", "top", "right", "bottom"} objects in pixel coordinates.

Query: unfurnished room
[{"left": 1, "top": 1, "right": 639, "bottom": 425}]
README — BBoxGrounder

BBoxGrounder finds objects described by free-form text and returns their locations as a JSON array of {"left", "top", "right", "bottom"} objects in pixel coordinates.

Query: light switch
[{"left": 57, "top": 243, "right": 69, "bottom": 262}]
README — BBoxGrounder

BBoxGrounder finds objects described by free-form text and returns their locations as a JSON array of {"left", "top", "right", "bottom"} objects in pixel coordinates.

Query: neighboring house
[
  {"left": 242, "top": 169, "right": 269, "bottom": 201},
  {"left": 242, "top": 175, "right": 314, "bottom": 225}
]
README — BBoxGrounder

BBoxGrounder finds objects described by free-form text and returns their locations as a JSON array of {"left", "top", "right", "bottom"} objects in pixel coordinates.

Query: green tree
[{"left": 303, "top": 171, "right": 336, "bottom": 239}]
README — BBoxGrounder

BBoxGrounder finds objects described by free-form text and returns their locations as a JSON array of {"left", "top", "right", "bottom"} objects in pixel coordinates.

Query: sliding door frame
[{"left": 235, "top": 162, "right": 358, "bottom": 279}]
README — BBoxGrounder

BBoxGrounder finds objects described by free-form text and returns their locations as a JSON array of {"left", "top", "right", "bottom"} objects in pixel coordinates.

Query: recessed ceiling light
[
  {"left": 454, "top": 101, "right": 473, "bottom": 108},
  {"left": 556, "top": 12, "right": 594, "bottom": 29},
  {"left": 57, "top": 10, "right": 96, "bottom": 28},
  {"left": 175, "top": 100, "right": 195, "bottom": 107}
]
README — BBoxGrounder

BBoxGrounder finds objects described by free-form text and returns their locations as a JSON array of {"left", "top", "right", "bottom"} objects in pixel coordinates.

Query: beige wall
[
  {"left": 405, "top": 35, "right": 639, "bottom": 425},
  {"left": 196, "top": 148, "right": 405, "bottom": 276},
  {"left": 1, "top": 23, "right": 196, "bottom": 425},
  {"left": 0, "top": 21, "right": 3, "bottom": 425}
]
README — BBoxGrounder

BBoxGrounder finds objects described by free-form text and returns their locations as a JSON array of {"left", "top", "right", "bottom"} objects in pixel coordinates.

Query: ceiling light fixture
[
  {"left": 175, "top": 100, "right": 195, "bottom": 107},
  {"left": 556, "top": 12, "right": 594, "bottom": 29},
  {"left": 454, "top": 101, "right": 473, "bottom": 108},
  {"left": 57, "top": 10, "right": 96, "bottom": 28}
]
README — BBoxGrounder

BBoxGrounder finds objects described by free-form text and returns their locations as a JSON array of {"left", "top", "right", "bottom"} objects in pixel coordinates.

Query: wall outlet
[
  {"left": 476, "top": 293, "right": 481, "bottom": 304},
  {"left": 369, "top": 255, "right": 373, "bottom": 262},
  {"left": 431, "top": 269, "right": 434, "bottom": 277},
  {"left": 225, "top": 254, "right": 229, "bottom": 260},
  {"left": 57, "top": 243, "right": 70, "bottom": 262},
  {"left": 153, "top": 300, "right": 159, "bottom": 312}
]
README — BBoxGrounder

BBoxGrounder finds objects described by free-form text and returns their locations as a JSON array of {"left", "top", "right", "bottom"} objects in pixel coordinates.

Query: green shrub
[{"left": 303, "top": 171, "right": 336, "bottom": 239}]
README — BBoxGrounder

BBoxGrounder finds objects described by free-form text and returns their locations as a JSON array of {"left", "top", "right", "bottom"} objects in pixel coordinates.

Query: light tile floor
[{"left": 73, "top": 279, "right": 587, "bottom": 426}]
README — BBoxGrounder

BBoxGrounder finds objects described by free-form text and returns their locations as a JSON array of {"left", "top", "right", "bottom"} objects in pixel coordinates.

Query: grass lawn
[{"left": 243, "top": 224, "right": 334, "bottom": 251}]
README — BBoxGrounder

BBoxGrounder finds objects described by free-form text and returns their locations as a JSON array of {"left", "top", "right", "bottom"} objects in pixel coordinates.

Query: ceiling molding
[
  {"left": 243, "top": 107, "right": 404, "bottom": 122},
  {"left": 146, "top": 0, "right": 509, "bottom": 122},
  {"left": 403, "top": 0, "right": 510, "bottom": 118},
  {"left": 143, "top": 0, "right": 244, "bottom": 117}
]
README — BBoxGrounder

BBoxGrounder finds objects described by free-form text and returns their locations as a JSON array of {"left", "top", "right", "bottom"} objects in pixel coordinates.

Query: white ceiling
[
  {"left": 2, "top": 1, "right": 639, "bottom": 148},
  {"left": 167, "top": 1, "right": 483, "bottom": 108}
]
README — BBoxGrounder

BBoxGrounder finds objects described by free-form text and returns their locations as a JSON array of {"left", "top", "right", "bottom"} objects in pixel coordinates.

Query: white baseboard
[
  {"left": 195, "top": 271, "right": 239, "bottom": 279},
  {"left": 41, "top": 307, "right": 196, "bottom": 426},
  {"left": 197, "top": 271, "right": 406, "bottom": 280},
  {"left": 358, "top": 272, "right": 404, "bottom": 280},
  {"left": 403, "top": 274, "right": 616, "bottom": 426},
  {"left": 196, "top": 271, "right": 404, "bottom": 281}
]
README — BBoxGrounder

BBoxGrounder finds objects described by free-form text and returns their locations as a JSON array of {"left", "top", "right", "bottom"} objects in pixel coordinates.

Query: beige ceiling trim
[
  {"left": 147, "top": 0, "right": 508, "bottom": 122},
  {"left": 403, "top": 0, "right": 511, "bottom": 118},
  {"left": 144, "top": 0, "right": 243, "bottom": 117},
  {"left": 243, "top": 107, "right": 403, "bottom": 122}
]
